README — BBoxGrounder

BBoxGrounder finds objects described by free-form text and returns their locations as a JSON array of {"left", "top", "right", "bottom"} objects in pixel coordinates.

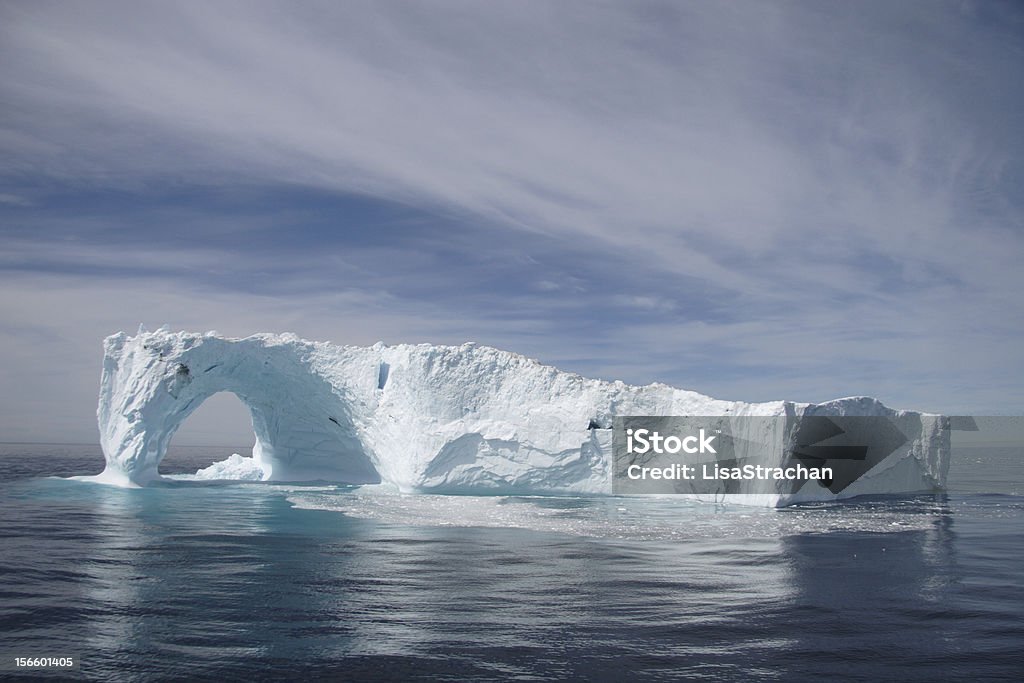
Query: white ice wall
[{"left": 95, "top": 328, "right": 950, "bottom": 505}]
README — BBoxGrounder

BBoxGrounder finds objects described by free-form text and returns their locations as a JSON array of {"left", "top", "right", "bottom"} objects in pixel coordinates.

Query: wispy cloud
[{"left": 1, "top": 1, "right": 1022, "bottom": 441}]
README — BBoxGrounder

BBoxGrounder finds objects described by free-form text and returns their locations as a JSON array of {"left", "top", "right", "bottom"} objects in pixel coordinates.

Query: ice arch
[
  {"left": 97, "top": 331, "right": 380, "bottom": 486},
  {"left": 96, "top": 328, "right": 950, "bottom": 505}
]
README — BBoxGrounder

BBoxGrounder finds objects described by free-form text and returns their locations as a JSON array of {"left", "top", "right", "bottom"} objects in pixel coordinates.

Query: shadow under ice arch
[{"left": 97, "top": 330, "right": 380, "bottom": 486}]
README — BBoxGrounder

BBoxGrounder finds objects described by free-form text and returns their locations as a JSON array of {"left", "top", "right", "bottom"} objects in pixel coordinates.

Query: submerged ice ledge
[{"left": 93, "top": 328, "right": 950, "bottom": 506}]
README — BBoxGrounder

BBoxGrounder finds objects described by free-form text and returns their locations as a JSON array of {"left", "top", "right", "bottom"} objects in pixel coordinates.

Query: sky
[{"left": 1, "top": 0, "right": 1022, "bottom": 446}]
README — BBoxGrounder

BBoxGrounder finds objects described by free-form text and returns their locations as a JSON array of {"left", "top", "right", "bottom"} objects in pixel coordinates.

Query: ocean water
[{"left": 1, "top": 444, "right": 1022, "bottom": 681}]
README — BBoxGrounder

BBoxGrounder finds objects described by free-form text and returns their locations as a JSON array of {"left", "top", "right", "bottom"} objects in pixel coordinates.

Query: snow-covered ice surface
[{"left": 93, "top": 328, "right": 950, "bottom": 506}]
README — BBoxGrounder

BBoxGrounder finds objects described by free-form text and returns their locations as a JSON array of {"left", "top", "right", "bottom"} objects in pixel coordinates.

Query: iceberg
[
  {"left": 95, "top": 328, "right": 950, "bottom": 505},
  {"left": 192, "top": 453, "right": 265, "bottom": 481}
]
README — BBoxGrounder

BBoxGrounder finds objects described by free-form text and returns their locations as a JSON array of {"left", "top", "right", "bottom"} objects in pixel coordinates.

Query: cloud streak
[{"left": 1, "top": 1, "right": 1022, "bottom": 441}]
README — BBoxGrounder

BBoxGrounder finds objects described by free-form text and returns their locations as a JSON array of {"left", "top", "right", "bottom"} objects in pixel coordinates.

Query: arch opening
[{"left": 159, "top": 391, "right": 256, "bottom": 476}]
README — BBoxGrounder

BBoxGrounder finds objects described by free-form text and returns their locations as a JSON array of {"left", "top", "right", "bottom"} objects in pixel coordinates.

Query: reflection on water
[
  {"left": 777, "top": 508, "right": 959, "bottom": 678},
  {"left": 1, "top": 445, "right": 1023, "bottom": 680}
]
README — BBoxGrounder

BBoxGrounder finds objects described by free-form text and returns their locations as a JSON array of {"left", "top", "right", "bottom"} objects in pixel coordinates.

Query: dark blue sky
[{"left": 1, "top": 1, "right": 1022, "bottom": 443}]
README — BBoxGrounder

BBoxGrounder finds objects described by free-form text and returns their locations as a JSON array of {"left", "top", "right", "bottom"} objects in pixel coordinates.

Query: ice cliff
[{"left": 95, "top": 328, "right": 950, "bottom": 505}]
